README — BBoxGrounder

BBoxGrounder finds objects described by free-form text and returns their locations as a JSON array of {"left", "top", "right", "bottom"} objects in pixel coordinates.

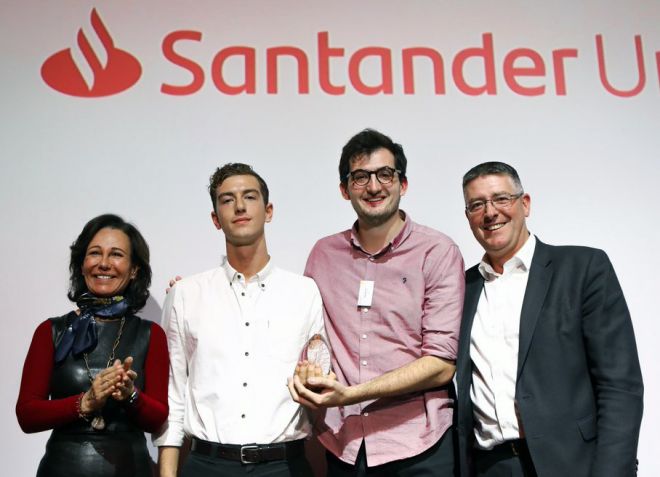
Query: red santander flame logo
[{"left": 41, "top": 9, "right": 141, "bottom": 97}]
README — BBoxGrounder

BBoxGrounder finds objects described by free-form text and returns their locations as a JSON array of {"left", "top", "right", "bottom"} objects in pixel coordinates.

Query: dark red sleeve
[
  {"left": 16, "top": 320, "right": 81, "bottom": 433},
  {"left": 125, "top": 322, "right": 169, "bottom": 433}
]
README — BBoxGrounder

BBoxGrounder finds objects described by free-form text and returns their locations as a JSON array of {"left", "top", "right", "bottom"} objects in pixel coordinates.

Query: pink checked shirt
[{"left": 305, "top": 212, "right": 464, "bottom": 466}]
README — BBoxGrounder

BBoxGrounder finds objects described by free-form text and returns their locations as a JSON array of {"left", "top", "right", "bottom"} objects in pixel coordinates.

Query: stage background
[{"left": 1, "top": 1, "right": 658, "bottom": 474}]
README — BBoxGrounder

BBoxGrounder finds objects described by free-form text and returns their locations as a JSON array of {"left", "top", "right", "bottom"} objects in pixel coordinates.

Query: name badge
[{"left": 357, "top": 280, "right": 375, "bottom": 307}]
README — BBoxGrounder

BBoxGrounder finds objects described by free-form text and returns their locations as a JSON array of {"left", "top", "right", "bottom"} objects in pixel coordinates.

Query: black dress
[{"left": 36, "top": 312, "right": 153, "bottom": 477}]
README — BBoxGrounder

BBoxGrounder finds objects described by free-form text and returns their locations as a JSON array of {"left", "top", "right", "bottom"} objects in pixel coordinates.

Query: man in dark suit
[{"left": 456, "top": 162, "right": 643, "bottom": 477}]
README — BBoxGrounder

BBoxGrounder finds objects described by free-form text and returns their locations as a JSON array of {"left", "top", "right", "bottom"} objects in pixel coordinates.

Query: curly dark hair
[
  {"left": 338, "top": 129, "right": 407, "bottom": 186},
  {"left": 68, "top": 214, "right": 151, "bottom": 313}
]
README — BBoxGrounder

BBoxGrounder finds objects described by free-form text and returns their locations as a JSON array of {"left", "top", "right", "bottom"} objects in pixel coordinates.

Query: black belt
[
  {"left": 478, "top": 439, "right": 528, "bottom": 457},
  {"left": 191, "top": 438, "right": 305, "bottom": 464}
]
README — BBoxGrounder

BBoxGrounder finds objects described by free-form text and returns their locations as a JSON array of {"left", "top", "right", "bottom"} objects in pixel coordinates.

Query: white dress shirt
[
  {"left": 469, "top": 234, "right": 536, "bottom": 450},
  {"left": 153, "top": 257, "right": 325, "bottom": 446}
]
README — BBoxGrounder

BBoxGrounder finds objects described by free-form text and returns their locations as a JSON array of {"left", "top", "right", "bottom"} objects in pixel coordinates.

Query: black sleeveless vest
[{"left": 36, "top": 312, "right": 154, "bottom": 477}]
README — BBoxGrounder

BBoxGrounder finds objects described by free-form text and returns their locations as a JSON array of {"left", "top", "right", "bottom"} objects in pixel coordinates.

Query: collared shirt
[
  {"left": 305, "top": 212, "right": 465, "bottom": 466},
  {"left": 470, "top": 234, "right": 536, "bottom": 450},
  {"left": 153, "top": 257, "right": 324, "bottom": 447}
]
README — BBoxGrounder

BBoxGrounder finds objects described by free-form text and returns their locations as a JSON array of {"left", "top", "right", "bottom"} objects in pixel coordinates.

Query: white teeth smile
[
  {"left": 95, "top": 275, "right": 113, "bottom": 279},
  {"left": 484, "top": 223, "right": 505, "bottom": 231}
]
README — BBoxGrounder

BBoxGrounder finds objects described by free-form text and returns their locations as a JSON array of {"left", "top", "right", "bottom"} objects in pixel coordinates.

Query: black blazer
[{"left": 456, "top": 238, "right": 643, "bottom": 477}]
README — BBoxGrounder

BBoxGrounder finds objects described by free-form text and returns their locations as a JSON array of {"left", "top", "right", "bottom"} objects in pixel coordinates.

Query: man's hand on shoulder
[{"left": 165, "top": 276, "right": 182, "bottom": 294}]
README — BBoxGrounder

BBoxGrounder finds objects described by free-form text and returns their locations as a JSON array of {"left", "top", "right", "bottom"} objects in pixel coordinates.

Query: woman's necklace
[{"left": 82, "top": 316, "right": 126, "bottom": 431}]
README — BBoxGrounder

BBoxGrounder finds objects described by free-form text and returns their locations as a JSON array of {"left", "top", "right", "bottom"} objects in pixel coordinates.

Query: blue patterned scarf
[{"left": 54, "top": 293, "right": 129, "bottom": 364}]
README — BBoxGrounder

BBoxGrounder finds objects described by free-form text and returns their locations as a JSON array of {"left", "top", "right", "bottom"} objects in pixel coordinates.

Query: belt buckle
[{"left": 240, "top": 445, "right": 259, "bottom": 464}]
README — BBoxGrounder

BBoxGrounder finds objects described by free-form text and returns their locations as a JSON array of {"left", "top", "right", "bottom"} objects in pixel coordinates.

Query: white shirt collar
[
  {"left": 221, "top": 256, "right": 273, "bottom": 285},
  {"left": 478, "top": 234, "right": 536, "bottom": 280}
]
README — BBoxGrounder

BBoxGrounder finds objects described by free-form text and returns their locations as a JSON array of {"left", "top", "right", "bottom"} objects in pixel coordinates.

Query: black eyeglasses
[
  {"left": 465, "top": 192, "right": 524, "bottom": 215},
  {"left": 346, "top": 166, "right": 401, "bottom": 187}
]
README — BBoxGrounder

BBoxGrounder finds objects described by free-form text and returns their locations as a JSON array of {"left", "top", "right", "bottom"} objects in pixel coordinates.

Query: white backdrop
[{"left": 1, "top": 1, "right": 658, "bottom": 475}]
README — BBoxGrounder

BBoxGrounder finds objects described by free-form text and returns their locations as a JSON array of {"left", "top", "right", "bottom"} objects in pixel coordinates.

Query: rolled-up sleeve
[{"left": 420, "top": 243, "right": 465, "bottom": 361}]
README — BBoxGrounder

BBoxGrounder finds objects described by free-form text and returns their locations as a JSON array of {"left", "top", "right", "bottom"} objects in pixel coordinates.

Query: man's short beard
[{"left": 353, "top": 196, "right": 401, "bottom": 227}]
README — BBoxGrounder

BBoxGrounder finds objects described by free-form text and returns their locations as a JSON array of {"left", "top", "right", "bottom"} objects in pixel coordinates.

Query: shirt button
[
  {"left": 244, "top": 352, "right": 249, "bottom": 356},
  {"left": 237, "top": 274, "right": 242, "bottom": 279},
  {"left": 361, "top": 334, "right": 367, "bottom": 339},
  {"left": 243, "top": 382, "right": 247, "bottom": 387},
  {"left": 260, "top": 284, "right": 265, "bottom": 288},
  {"left": 363, "top": 412, "right": 369, "bottom": 417},
  {"left": 245, "top": 322, "right": 249, "bottom": 326},
  {"left": 361, "top": 360, "right": 367, "bottom": 366},
  {"left": 241, "top": 292, "right": 245, "bottom": 296},
  {"left": 361, "top": 308, "right": 368, "bottom": 313},
  {"left": 241, "top": 414, "right": 246, "bottom": 418}
]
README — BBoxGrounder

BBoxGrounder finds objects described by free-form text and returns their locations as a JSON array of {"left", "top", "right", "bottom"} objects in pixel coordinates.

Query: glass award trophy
[{"left": 300, "top": 334, "right": 332, "bottom": 375}]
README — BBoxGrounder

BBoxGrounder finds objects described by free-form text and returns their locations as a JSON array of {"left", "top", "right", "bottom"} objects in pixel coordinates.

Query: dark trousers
[
  {"left": 473, "top": 440, "right": 537, "bottom": 477},
  {"left": 181, "top": 449, "right": 313, "bottom": 477},
  {"left": 326, "top": 429, "right": 455, "bottom": 477}
]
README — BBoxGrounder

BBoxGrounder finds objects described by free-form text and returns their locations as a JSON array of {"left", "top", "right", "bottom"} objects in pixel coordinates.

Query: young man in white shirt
[{"left": 155, "top": 163, "right": 324, "bottom": 477}]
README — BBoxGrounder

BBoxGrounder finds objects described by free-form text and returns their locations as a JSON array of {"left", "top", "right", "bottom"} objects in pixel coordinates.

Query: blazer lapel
[
  {"left": 517, "top": 239, "right": 553, "bottom": 379},
  {"left": 457, "top": 266, "right": 484, "bottom": 395}
]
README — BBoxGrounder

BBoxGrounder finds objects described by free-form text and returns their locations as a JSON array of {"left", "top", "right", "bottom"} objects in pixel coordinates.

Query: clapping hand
[
  {"left": 112, "top": 356, "right": 138, "bottom": 401},
  {"left": 80, "top": 360, "right": 124, "bottom": 413}
]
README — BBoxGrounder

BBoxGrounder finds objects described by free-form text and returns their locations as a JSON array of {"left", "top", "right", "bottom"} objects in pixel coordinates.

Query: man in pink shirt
[{"left": 289, "top": 129, "right": 465, "bottom": 475}]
